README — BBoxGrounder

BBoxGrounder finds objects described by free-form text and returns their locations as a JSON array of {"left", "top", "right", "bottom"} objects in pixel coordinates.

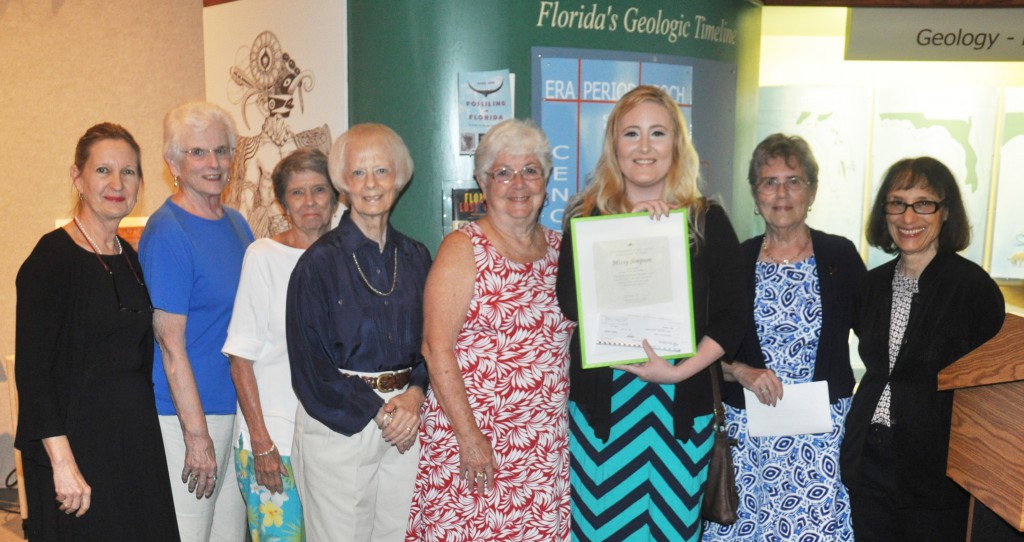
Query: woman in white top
[{"left": 223, "top": 148, "right": 338, "bottom": 540}]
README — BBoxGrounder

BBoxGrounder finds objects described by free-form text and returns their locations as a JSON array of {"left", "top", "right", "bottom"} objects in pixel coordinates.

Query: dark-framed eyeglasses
[
  {"left": 487, "top": 165, "right": 545, "bottom": 184},
  {"left": 884, "top": 200, "right": 942, "bottom": 215},
  {"left": 183, "top": 146, "right": 232, "bottom": 161},
  {"left": 88, "top": 251, "right": 154, "bottom": 314},
  {"left": 756, "top": 176, "right": 808, "bottom": 194}
]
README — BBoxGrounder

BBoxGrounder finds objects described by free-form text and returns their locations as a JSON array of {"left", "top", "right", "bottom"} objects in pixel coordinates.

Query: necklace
[
  {"left": 762, "top": 229, "right": 812, "bottom": 265},
  {"left": 73, "top": 216, "right": 151, "bottom": 312},
  {"left": 352, "top": 246, "right": 398, "bottom": 296},
  {"left": 74, "top": 216, "right": 122, "bottom": 255}
]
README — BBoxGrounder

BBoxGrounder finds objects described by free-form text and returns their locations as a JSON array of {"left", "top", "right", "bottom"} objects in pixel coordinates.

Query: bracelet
[{"left": 254, "top": 443, "right": 277, "bottom": 457}]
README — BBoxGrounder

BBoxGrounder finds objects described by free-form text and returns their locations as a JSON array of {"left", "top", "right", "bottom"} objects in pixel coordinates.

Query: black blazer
[
  {"left": 840, "top": 251, "right": 1004, "bottom": 507},
  {"left": 722, "top": 228, "right": 866, "bottom": 408}
]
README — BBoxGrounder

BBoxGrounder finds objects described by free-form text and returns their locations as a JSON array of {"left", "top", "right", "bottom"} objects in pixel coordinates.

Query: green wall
[{"left": 348, "top": 0, "right": 761, "bottom": 252}]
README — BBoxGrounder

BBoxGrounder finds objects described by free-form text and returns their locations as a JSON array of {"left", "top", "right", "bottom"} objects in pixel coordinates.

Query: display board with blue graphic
[{"left": 535, "top": 52, "right": 693, "bottom": 231}]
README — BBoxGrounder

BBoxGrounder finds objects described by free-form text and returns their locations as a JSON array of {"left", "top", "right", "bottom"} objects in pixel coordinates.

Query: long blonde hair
[{"left": 563, "top": 85, "right": 707, "bottom": 239}]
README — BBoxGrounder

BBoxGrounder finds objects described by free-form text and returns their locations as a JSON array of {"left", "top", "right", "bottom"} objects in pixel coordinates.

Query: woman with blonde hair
[{"left": 556, "top": 85, "right": 746, "bottom": 541}]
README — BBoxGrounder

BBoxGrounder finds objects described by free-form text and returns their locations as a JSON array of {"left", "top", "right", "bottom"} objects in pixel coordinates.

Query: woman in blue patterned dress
[
  {"left": 557, "top": 85, "right": 746, "bottom": 541},
  {"left": 703, "top": 134, "right": 865, "bottom": 541}
]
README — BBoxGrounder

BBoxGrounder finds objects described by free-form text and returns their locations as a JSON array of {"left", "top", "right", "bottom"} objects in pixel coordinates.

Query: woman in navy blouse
[{"left": 285, "top": 124, "right": 431, "bottom": 542}]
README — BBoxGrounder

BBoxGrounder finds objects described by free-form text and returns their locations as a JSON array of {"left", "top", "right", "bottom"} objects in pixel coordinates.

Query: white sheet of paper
[{"left": 743, "top": 381, "right": 832, "bottom": 437}]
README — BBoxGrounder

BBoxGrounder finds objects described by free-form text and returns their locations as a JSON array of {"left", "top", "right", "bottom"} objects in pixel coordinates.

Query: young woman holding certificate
[{"left": 556, "top": 85, "right": 746, "bottom": 541}]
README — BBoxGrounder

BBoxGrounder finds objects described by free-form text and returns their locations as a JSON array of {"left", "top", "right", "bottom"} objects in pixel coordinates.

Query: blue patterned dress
[{"left": 703, "top": 257, "right": 854, "bottom": 542}]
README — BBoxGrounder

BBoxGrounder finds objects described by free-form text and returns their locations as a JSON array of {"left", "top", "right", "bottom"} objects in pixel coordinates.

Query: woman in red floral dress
[{"left": 406, "top": 119, "right": 574, "bottom": 541}]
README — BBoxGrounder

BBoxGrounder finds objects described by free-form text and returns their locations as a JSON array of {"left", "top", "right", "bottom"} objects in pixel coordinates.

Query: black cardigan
[
  {"left": 556, "top": 203, "right": 746, "bottom": 441},
  {"left": 840, "top": 251, "right": 1005, "bottom": 507},
  {"left": 722, "top": 229, "right": 866, "bottom": 408},
  {"left": 14, "top": 229, "right": 155, "bottom": 463}
]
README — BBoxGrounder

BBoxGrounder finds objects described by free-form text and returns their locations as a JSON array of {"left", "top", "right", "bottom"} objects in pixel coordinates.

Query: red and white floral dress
[{"left": 406, "top": 222, "right": 574, "bottom": 542}]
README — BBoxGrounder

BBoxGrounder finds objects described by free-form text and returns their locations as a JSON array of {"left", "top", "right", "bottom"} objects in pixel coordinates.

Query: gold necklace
[
  {"left": 352, "top": 246, "right": 398, "bottom": 296},
  {"left": 762, "top": 229, "right": 812, "bottom": 265}
]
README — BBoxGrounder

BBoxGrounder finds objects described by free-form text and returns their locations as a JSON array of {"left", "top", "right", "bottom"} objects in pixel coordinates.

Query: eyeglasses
[
  {"left": 487, "top": 165, "right": 544, "bottom": 184},
  {"left": 183, "top": 146, "right": 232, "bottom": 160},
  {"left": 88, "top": 251, "right": 154, "bottom": 314},
  {"left": 756, "top": 176, "right": 809, "bottom": 194},
  {"left": 884, "top": 200, "right": 942, "bottom": 215}
]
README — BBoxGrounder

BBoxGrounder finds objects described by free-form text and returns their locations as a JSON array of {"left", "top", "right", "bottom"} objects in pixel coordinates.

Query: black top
[
  {"left": 841, "top": 251, "right": 1005, "bottom": 507},
  {"left": 15, "top": 228, "right": 178, "bottom": 540},
  {"left": 286, "top": 211, "right": 432, "bottom": 436},
  {"left": 722, "top": 228, "right": 866, "bottom": 408},
  {"left": 556, "top": 202, "right": 747, "bottom": 440}
]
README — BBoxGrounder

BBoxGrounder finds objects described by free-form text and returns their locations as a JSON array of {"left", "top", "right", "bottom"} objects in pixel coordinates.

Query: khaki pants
[
  {"left": 292, "top": 399, "right": 419, "bottom": 542},
  {"left": 159, "top": 414, "right": 246, "bottom": 542}
]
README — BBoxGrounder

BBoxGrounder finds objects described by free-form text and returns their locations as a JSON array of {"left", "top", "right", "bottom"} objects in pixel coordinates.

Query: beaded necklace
[
  {"left": 74, "top": 215, "right": 122, "bottom": 256},
  {"left": 73, "top": 216, "right": 150, "bottom": 312}
]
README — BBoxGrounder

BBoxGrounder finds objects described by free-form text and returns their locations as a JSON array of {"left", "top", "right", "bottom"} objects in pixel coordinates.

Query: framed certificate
[{"left": 570, "top": 210, "right": 696, "bottom": 369}]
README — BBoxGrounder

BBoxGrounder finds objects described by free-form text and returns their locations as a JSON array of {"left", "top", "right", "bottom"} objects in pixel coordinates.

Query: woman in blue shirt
[{"left": 139, "top": 101, "right": 253, "bottom": 542}]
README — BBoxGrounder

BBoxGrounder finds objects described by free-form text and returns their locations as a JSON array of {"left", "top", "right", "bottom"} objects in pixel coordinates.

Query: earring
[
  {"left": 753, "top": 207, "right": 761, "bottom": 216},
  {"left": 173, "top": 176, "right": 180, "bottom": 189},
  {"left": 78, "top": 192, "right": 84, "bottom": 201}
]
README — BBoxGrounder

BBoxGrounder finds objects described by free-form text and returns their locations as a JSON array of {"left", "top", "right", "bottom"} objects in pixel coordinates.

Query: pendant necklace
[
  {"left": 762, "top": 229, "right": 812, "bottom": 265},
  {"left": 352, "top": 246, "right": 398, "bottom": 296}
]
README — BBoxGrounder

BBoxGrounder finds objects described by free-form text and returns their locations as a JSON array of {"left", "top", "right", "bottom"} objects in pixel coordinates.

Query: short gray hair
[
  {"left": 163, "top": 101, "right": 238, "bottom": 168},
  {"left": 328, "top": 123, "right": 414, "bottom": 194},
  {"left": 474, "top": 119, "right": 552, "bottom": 185},
  {"left": 272, "top": 148, "right": 337, "bottom": 206}
]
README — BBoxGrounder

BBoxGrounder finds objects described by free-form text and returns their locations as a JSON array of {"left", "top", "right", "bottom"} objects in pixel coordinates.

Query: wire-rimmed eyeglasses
[
  {"left": 756, "top": 176, "right": 809, "bottom": 194},
  {"left": 183, "top": 146, "right": 232, "bottom": 161},
  {"left": 486, "top": 165, "right": 544, "bottom": 184}
]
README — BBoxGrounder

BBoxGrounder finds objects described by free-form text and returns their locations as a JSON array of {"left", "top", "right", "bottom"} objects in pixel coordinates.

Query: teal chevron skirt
[{"left": 570, "top": 372, "right": 714, "bottom": 542}]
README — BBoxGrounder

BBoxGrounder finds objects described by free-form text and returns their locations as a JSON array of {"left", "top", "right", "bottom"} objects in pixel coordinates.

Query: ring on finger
[{"left": 475, "top": 472, "right": 486, "bottom": 480}]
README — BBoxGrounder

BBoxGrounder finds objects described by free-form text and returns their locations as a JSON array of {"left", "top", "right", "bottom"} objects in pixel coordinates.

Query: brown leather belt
[{"left": 357, "top": 370, "right": 411, "bottom": 393}]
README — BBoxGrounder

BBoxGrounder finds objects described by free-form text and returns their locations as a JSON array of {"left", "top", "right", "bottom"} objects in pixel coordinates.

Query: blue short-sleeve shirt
[{"left": 139, "top": 198, "right": 254, "bottom": 415}]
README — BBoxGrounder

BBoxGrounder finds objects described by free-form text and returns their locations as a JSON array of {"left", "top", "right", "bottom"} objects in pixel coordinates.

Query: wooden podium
[{"left": 938, "top": 312, "right": 1024, "bottom": 536}]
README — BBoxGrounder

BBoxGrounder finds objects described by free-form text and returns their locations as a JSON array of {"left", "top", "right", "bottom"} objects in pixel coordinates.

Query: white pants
[
  {"left": 160, "top": 414, "right": 246, "bottom": 542},
  {"left": 293, "top": 401, "right": 419, "bottom": 542}
]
